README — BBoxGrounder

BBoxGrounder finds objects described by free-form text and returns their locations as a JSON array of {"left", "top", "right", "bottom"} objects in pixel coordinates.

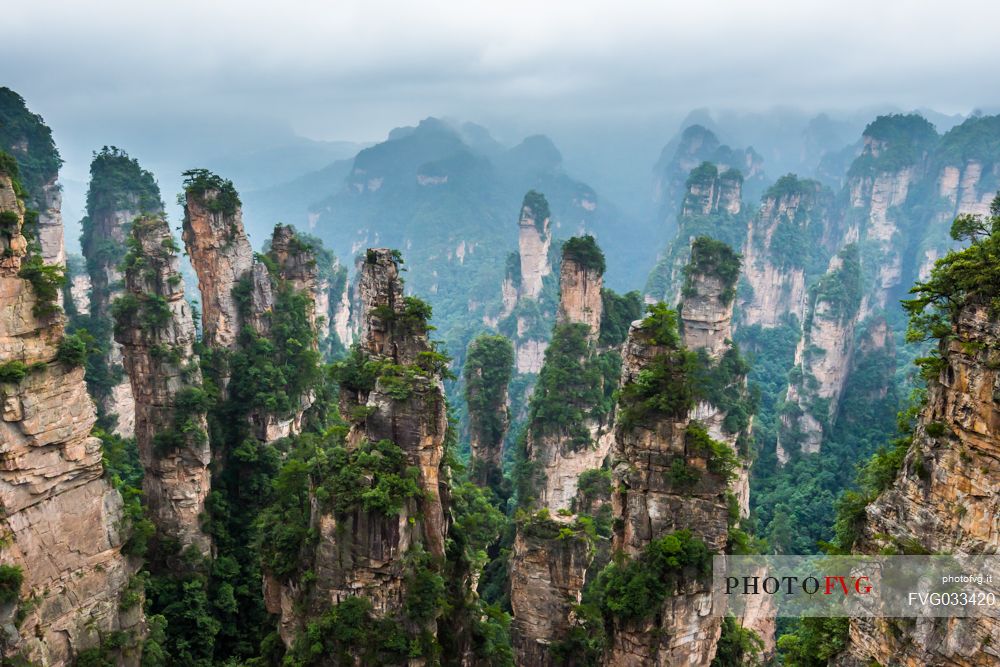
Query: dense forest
[{"left": 1, "top": 81, "right": 1000, "bottom": 667}]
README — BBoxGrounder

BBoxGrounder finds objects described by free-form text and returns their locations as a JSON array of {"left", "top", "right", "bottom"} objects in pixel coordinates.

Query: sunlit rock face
[
  {"left": 0, "top": 167, "right": 142, "bottom": 666},
  {"left": 115, "top": 215, "right": 213, "bottom": 558}
]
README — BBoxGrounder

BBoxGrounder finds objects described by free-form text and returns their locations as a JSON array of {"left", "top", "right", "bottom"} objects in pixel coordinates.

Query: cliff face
[
  {"left": 518, "top": 196, "right": 553, "bottom": 301},
  {"left": 181, "top": 177, "right": 256, "bottom": 351},
  {"left": 80, "top": 148, "right": 164, "bottom": 437},
  {"left": 268, "top": 249, "right": 449, "bottom": 649},
  {"left": 486, "top": 191, "right": 559, "bottom": 376},
  {"left": 464, "top": 334, "right": 514, "bottom": 488},
  {"left": 115, "top": 215, "right": 212, "bottom": 557},
  {"left": 35, "top": 175, "right": 64, "bottom": 267},
  {"left": 510, "top": 238, "right": 618, "bottom": 664},
  {"left": 738, "top": 177, "right": 839, "bottom": 328},
  {"left": 651, "top": 125, "right": 765, "bottom": 232},
  {"left": 605, "top": 239, "right": 757, "bottom": 666},
  {"left": 777, "top": 245, "right": 863, "bottom": 459},
  {"left": 557, "top": 248, "right": 604, "bottom": 340},
  {"left": 0, "top": 166, "right": 141, "bottom": 665},
  {"left": 182, "top": 175, "right": 318, "bottom": 442},
  {"left": 844, "top": 300, "right": 1000, "bottom": 666},
  {"left": 645, "top": 162, "right": 748, "bottom": 305},
  {"left": 606, "top": 321, "right": 728, "bottom": 666}
]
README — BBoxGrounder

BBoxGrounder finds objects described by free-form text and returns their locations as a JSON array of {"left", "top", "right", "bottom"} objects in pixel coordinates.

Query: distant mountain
[{"left": 246, "top": 117, "right": 647, "bottom": 361}]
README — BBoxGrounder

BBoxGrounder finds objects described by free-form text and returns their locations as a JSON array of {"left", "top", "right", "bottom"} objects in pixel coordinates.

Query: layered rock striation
[
  {"left": 0, "top": 157, "right": 141, "bottom": 665},
  {"left": 114, "top": 215, "right": 212, "bottom": 557},
  {"left": 777, "top": 245, "right": 863, "bottom": 459},
  {"left": 844, "top": 299, "right": 1000, "bottom": 665}
]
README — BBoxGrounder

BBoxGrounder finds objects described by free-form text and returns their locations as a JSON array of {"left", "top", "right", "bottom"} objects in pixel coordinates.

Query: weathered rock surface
[
  {"left": 518, "top": 198, "right": 552, "bottom": 300},
  {"left": 80, "top": 153, "right": 164, "bottom": 437},
  {"left": 268, "top": 249, "right": 448, "bottom": 649},
  {"left": 182, "top": 186, "right": 256, "bottom": 351},
  {"left": 738, "top": 178, "right": 837, "bottom": 328},
  {"left": 0, "top": 170, "right": 141, "bottom": 665},
  {"left": 777, "top": 247, "right": 862, "bottom": 460},
  {"left": 843, "top": 301, "right": 1000, "bottom": 666},
  {"left": 510, "top": 239, "right": 615, "bottom": 664},
  {"left": 558, "top": 251, "right": 603, "bottom": 341},
  {"left": 606, "top": 322, "right": 727, "bottom": 666},
  {"left": 115, "top": 215, "right": 212, "bottom": 557}
]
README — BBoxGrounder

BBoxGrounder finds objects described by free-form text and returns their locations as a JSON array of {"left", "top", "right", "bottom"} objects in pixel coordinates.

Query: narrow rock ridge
[
  {"left": 268, "top": 248, "right": 448, "bottom": 647},
  {"left": 510, "top": 237, "right": 615, "bottom": 665},
  {"left": 80, "top": 148, "right": 164, "bottom": 437},
  {"left": 843, "top": 299, "right": 1000, "bottom": 666},
  {"left": 0, "top": 164, "right": 141, "bottom": 665},
  {"left": 181, "top": 173, "right": 256, "bottom": 351},
  {"left": 115, "top": 214, "right": 212, "bottom": 557},
  {"left": 777, "top": 245, "right": 863, "bottom": 460}
]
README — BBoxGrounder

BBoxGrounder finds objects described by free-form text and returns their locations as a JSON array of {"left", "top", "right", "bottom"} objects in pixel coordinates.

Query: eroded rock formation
[
  {"left": 266, "top": 248, "right": 449, "bottom": 650},
  {"left": 115, "top": 215, "right": 212, "bottom": 557},
  {"left": 0, "top": 160, "right": 141, "bottom": 665},
  {"left": 181, "top": 174, "right": 256, "bottom": 351},
  {"left": 777, "top": 245, "right": 863, "bottom": 459},
  {"left": 510, "top": 237, "right": 618, "bottom": 664},
  {"left": 843, "top": 299, "right": 1000, "bottom": 666},
  {"left": 491, "top": 191, "right": 557, "bottom": 374},
  {"left": 604, "top": 239, "right": 758, "bottom": 666},
  {"left": 79, "top": 148, "right": 163, "bottom": 436},
  {"left": 646, "top": 162, "right": 748, "bottom": 305},
  {"left": 738, "top": 176, "right": 839, "bottom": 328}
]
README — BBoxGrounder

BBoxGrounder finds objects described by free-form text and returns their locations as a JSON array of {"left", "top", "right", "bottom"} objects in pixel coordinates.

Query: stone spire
[
  {"left": 0, "top": 155, "right": 141, "bottom": 664},
  {"left": 115, "top": 214, "right": 212, "bottom": 557}
]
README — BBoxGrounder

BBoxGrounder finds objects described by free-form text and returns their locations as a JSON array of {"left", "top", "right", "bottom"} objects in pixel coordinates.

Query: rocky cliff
[
  {"left": 0, "top": 88, "right": 64, "bottom": 271},
  {"left": 604, "top": 239, "right": 758, "bottom": 666},
  {"left": 181, "top": 170, "right": 257, "bottom": 352},
  {"left": 0, "top": 156, "right": 142, "bottom": 665},
  {"left": 79, "top": 147, "right": 163, "bottom": 436},
  {"left": 492, "top": 190, "right": 558, "bottom": 375},
  {"left": 114, "top": 215, "right": 213, "bottom": 557},
  {"left": 266, "top": 249, "right": 449, "bottom": 655},
  {"left": 182, "top": 173, "right": 320, "bottom": 442},
  {"left": 645, "top": 162, "right": 749, "bottom": 305},
  {"left": 738, "top": 176, "right": 839, "bottom": 328},
  {"left": 777, "top": 245, "right": 863, "bottom": 459},
  {"left": 652, "top": 125, "right": 765, "bottom": 236},
  {"left": 509, "top": 237, "right": 621, "bottom": 664},
  {"left": 840, "top": 217, "right": 1000, "bottom": 665}
]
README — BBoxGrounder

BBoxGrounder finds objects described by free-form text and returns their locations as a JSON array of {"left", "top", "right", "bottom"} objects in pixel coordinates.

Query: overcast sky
[
  {"left": 5, "top": 0, "right": 1000, "bottom": 240},
  {"left": 7, "top": 0, "right": 1000, "bottom": 144}
]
